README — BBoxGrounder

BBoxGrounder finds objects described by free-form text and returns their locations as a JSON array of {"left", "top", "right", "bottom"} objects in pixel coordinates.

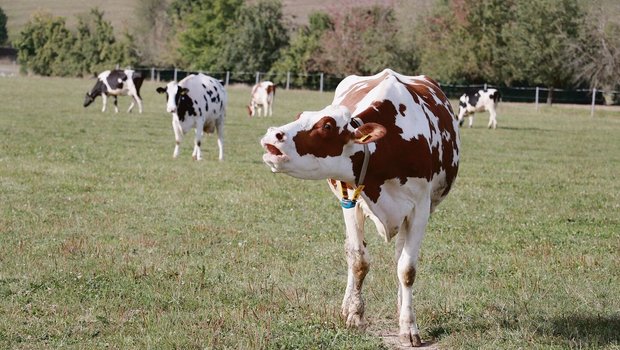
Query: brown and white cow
[
  {"left": 247, "top": 81, "right": 276, "bottom": 117},
  {"left": 260, "top": 69, "right": 460, "bottom": 347}
]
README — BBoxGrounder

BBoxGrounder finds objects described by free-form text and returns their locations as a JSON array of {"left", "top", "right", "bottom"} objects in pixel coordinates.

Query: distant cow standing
[
  {"left": 457, "top": 88, "right": 500, "bottom": 128},
  {"left": 260, "top": 69, "right": 460, "bottom": 347},
  {"left": 84, "top": 69, "right": 144, "bottom": 113},
  {"left": 156, "top": 73, "right": 226, "bottom": 161},
  {"left": 247, "top": 81, "right": 276, "bottom": 117}
]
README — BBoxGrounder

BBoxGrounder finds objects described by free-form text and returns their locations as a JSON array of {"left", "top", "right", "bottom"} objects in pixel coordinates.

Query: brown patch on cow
[
  {"left": 353, "top": 258, "right": 370, "bottom": 289},
  {"left": 337, "top": 71, "right": 391, "bottom": 111},
  {"left": 399, "top": 104, "right": 407, "bottom": 116},
  {"left": 397, "top": 76, "right": 460, "bottom": 197},
  {"left": 293, "top": 116, "right": 352, "bottom": 158},
  {"left": 401, "top": 265, "right": 416, "bottom": 287},
  {"left": 350, "top": 100, "right": 435, "bottom": 203},
  {"left": 267, "top": 84, "right": 275, "bottom": 96}
]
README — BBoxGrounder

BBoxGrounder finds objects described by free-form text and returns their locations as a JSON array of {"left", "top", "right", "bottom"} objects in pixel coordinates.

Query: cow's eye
[{"left": 323, "top": 123, "right": 332, "bottom": 130}]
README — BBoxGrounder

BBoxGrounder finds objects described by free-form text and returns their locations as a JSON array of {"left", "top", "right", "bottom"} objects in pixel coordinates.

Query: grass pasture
[{"left": 0, "top": 76, "right": 619, "bottom": 349}]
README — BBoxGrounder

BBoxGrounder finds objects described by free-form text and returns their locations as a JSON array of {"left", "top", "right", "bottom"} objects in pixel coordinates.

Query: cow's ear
[
  {"left": 353, "top": 123, "right": 386, "bottom": 144},
  {"left": 180, "top": 87, "right": 189, "bottom": 95},
  {"left": 156, "top": 87, "right": 166, "bottom": 94}
]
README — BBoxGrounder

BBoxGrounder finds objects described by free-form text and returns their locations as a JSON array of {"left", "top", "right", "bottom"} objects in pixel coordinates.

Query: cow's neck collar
[{"left": 339, "top": 117, "right": 370, "bottom": 209}]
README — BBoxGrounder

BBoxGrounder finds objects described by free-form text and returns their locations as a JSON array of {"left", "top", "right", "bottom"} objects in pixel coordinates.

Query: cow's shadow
[
  {"left": 496, "top": 126, "right": 555, "bottom": 132},
  {"left": 427, "top": 314, "right": 620, "bottom": 346},
  {"left": 546, "top": 314, "right": 620, "bottom": 345}
]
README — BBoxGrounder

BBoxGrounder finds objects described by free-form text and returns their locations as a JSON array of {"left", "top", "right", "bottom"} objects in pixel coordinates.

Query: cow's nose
[{"left": 267, "top": 127, "right": 286, "bottom": 142}]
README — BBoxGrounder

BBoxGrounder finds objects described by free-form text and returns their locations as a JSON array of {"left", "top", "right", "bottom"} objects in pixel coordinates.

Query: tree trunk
[{"left": 546, "top": 86, "right": 554, "bottom": 105}]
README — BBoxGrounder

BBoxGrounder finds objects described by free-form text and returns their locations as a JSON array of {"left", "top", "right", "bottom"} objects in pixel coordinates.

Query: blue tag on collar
[{"left": 340, "top": 199, "right": 357, "bottom": 209}]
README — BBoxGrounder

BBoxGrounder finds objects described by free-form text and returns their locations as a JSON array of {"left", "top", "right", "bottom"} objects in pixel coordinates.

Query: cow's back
[
  {"left": 180, "top": 74, "right": 227, "bottom": 119},
  {"left": 334, "top": 69, "right": 460, "bottom": 208}
]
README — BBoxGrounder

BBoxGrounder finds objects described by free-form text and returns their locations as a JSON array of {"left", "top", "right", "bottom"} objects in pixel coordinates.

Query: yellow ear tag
[{"left": 357, "top": 134, "right": 372, "bottom": 143}]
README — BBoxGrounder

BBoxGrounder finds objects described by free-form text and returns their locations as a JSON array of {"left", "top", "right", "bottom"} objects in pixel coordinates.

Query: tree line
[{"left": 5, "top": 0, "right": 620, "bottom": 103}]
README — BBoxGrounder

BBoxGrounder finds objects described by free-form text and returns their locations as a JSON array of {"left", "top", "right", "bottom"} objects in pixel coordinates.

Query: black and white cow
[
  {"left": 84, "top": 69, "right": 144, "bottom": 113},
  {"left": 457, "top": 88, "right": 500, "bottom": 129},
  {"left": 156, "top": 73, "right": 226, "bottom": 161}
]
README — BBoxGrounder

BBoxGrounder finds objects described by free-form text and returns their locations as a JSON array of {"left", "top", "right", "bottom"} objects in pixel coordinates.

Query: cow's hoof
[
  {"left": 345, "top": 313, "right": 367, "bottom": 329},
  {"left": 399, "top": 332, "right": 422, "bottom": 347}
]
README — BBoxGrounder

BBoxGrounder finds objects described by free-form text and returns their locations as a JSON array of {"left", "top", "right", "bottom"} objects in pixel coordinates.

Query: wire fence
[{"left": 134, "top": 67, "right": 620, "bottom": 112}]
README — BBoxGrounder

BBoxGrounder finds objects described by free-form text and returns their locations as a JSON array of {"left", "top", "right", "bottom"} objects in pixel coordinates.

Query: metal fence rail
[{"left": 134, "top": 67, "right": 620, "bottom": 111}]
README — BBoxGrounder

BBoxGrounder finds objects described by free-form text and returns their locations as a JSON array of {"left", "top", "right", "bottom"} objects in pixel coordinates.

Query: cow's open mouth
[{"left": 265, "top": 143, "right": 282, "bottom": 156}]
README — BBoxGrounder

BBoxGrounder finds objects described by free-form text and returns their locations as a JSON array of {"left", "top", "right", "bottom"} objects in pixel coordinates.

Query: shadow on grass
[
  {"left": 497, "top": 126, "right": 556, "bottom": 132},
  {"left": 547, "top": 314, "right": 620, "bottom": 346}
]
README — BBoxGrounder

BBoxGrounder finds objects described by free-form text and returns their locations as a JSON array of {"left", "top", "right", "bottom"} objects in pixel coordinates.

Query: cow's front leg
[
  {"left": 468, "top": 115, "right": 474, "bottom": 128},
  {"left": 172, "top": 121, "right": 183, "bottom": 159},
  {"left": 192, "top": 127, "right": 204, "bottom": 161},
  {"left": 101, "top": 94, "right": 108, "bottom": 112},
  {"left": 341, "top": 204, "right": 369, "bottom": 328},
  {"left": 113, "top": 96, "right": 119, "bottom": 113},
  {"left": 395, "top": 197, "right": 430, "bottom": 347}
]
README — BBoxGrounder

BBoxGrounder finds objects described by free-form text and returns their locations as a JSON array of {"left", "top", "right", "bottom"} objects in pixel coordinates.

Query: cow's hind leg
[
  {"left": 396, "top": 194, "right": 431, "bottom": 347},
  {"left": 468, "top": 115, "right": 474, "bottom": 128},
  {"left": 192, "top": 125, "right": 204, "bottom": 161},
  {"left": 488, "top": 107, "right": 497, "bottom": 129},
  {"left": 215, "top": 118, "right": 224, "bottom": 161},
  {"left": 341, "top": 204, "right": 369, "bottom": 328},
  {"left": 127, "top": 95, "right": 136, "bottom": 113}
]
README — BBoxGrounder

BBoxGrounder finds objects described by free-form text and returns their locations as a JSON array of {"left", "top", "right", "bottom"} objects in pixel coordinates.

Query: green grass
[{"left": 0, "top": 76, "right": 619, "bottom": 349}]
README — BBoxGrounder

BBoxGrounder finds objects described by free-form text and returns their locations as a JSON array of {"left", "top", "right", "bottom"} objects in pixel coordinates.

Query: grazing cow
[
  {"left": 156, "top": 73, "right": 226, "bottom": 161},
  {"left": 457, "top": 88, "right": 500, "bottom": 129},
  {"left": 247, "top": 81, "right": 276, "bottom": 117},
  {"left": 84, "top": 69, "right": 144, "bottom": 113},
  {"left": 260, "top": 69, "right": 460, "bottom": 347}
]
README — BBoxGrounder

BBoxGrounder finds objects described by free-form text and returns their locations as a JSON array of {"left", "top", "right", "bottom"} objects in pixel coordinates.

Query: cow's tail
[
  {"left": 491, "top": 90, "right": 501, "bottom": 104},
  {"left": 133, "top": 73, "right": 144, "bottom": 98}
]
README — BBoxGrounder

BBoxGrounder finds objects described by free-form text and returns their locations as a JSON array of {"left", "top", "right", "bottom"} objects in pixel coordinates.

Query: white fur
[
  {"left": 261, "top": 69, "right": 460, "bottom": 346},
  {"left": 249, "top": 81, "right": 275, "bottom": 117},
  {"left": 160, "top": 74, "right": 226, "bottom": 161}
]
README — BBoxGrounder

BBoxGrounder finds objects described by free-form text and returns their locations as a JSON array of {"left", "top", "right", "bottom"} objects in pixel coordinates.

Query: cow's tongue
[{"left": 265, "top": 144, "right": 282, "bottom": 156}]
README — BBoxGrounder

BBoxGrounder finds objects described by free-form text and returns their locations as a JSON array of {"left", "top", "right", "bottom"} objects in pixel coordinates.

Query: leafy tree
[
  {"left": 71, "top": 8, "right": 139, "bottom": 76},
  {"left": 133, "top": 0, "right": 173, "bottom": 66},
  {"left": 313, "top": 4, "right": 406, "bottom": 76},
  {"left": 220, "top": 0, "right": 289, "bottom": 72},
  {"left": 417, "top": 0, "right": 515, "bottom": 84},
  {"left": 567, "top": 5, "right": 620, "bottom": 104},
  {"left": 15, "top": 9, "right": 138, "bottom": 77},
  {"left": 172, "top": 0, "right": 243, "bottom": 70},
  {"left": 0, "top": 7, "right": 7, "bottom": 45},
  {"left": 504, "top": 0, "right": 583, "bottom": 104},
  {"left": 15, "top": 12, "right": 77, "bottom": 76},
  {"left": 269, "top": 11, "right": 331, "bottom": 86}
]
